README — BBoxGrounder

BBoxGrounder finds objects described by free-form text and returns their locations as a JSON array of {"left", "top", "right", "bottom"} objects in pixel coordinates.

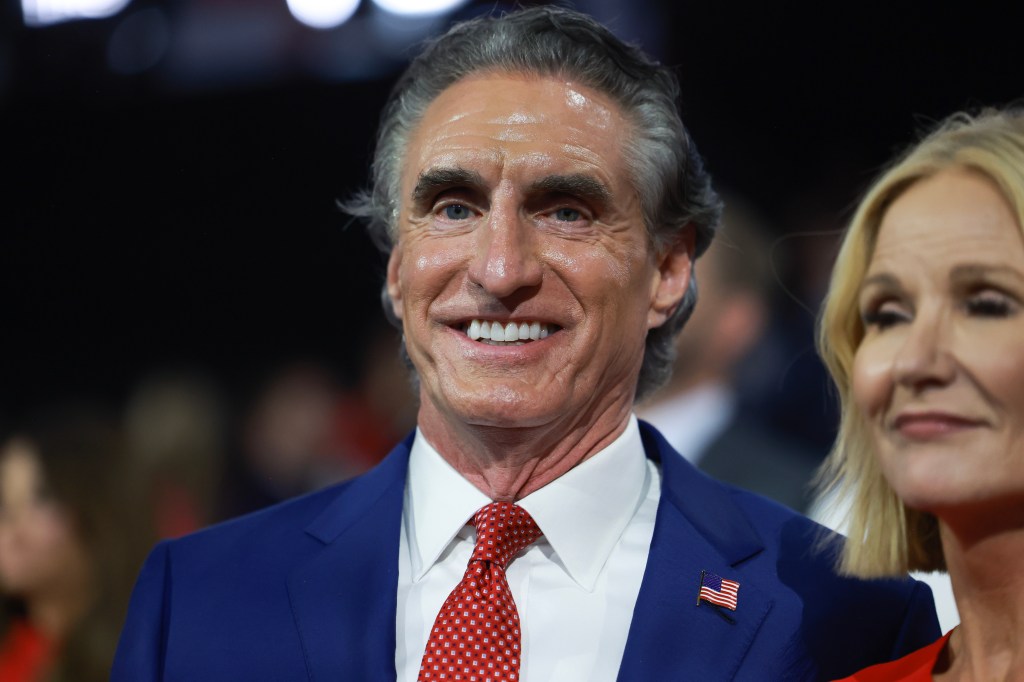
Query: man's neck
[{"left": 415, "top": 400, "right": 633, "bottom": 502}]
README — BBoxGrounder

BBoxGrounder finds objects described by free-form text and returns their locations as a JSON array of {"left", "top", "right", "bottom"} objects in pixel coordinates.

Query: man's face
[{"left": 387, "top": 72, "right": 692, "bottom": 436}]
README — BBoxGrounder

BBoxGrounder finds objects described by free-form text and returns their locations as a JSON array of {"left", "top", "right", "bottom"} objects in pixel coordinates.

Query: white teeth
[{"left": 463, "top": 319, "right": 555, "bottom": 343}]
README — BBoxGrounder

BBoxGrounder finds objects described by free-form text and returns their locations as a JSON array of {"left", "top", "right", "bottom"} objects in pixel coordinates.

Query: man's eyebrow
[
  {"left": 411, "top": 167, "right": 486, "bottom": 203},
  {"left": 527, "top": 173, "right": 611, "bottom": 204}
]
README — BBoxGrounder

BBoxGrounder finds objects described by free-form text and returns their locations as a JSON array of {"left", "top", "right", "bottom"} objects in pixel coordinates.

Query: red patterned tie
[{"left": 418, "top": 502, "right": 542, "bottom": 682}]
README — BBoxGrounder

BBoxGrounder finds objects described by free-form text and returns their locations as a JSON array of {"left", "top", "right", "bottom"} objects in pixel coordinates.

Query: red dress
[
  {"left": 833, "top": 631, "right": 953, "bottom": 681},
  {"left": 0, "top": 619, "right": 54, "bottom": 682}
]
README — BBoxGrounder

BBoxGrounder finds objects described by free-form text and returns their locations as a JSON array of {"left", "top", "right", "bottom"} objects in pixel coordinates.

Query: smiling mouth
[{"left": 460, "top": 319, "right": 559, "bottom": 345}]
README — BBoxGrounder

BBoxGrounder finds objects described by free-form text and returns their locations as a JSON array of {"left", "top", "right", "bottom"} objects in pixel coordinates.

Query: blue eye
[
  {"left": 443, "top": 204, "right": 471, "bottom": 220},
  {"left": 554, "top": 207, "right": 581, "bottom": 221}
]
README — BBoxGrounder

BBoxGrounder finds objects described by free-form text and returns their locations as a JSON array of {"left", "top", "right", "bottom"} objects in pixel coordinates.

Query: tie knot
[{"left": 471, "top": 502, "right": 542, "bottom": 569}]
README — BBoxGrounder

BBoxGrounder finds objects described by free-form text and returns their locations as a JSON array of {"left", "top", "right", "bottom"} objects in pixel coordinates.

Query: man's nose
[
  {"left": 466, "top": 204, "right": 543, "bottom": 298},
  {"left": 892, "top": 309, "right": 956, "bottom": 390}
]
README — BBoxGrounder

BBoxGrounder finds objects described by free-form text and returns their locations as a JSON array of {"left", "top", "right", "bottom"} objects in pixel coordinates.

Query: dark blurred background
[{"left": 2, "top": 0, "right": 1023, "bottom": 521}]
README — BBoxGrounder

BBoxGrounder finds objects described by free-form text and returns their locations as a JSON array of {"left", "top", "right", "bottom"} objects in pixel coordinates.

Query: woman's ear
[{"left": 648, "top": 227, "right": 696, "bottom": 329}]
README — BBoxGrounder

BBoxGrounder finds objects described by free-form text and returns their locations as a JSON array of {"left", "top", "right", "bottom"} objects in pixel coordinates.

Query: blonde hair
[{"left": 817, "top": 106, "right": 1024, "bottom": 577}]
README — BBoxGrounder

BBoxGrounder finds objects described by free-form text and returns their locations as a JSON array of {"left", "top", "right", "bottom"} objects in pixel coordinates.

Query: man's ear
[
  {"left": 648, "top": 227, "right": 696, "bottom": 329},
  {"left": 386, "top": 244, "right": 404, "bottom": 321}
]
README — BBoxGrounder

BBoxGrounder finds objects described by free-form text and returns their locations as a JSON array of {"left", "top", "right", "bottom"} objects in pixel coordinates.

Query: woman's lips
[{"left": 892, "top": 412, "right": 985, "bottom": 439}]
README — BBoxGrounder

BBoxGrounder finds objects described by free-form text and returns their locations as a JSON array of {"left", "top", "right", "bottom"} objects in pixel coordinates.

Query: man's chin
[{"left": 422, "top": 383, "right": 566, "bottom": 432}]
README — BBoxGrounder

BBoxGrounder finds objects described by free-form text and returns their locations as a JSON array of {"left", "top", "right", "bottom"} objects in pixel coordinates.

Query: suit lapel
[
  {"left": 287, "top": 436, "right": 412, "bottom": 682},
  {"left": 285, "top": 424, "right": 774, "bottom": 680},
  {"left": 617, "top": 423, "right": 773, "bottom": 681}
]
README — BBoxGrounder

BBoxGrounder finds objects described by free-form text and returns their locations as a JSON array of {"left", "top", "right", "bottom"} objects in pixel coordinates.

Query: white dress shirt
[{"left": 395, "top": 415, "right": 660, "bottom": 681}]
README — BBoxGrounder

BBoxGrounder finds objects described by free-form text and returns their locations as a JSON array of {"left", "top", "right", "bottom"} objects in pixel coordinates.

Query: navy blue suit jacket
[{"left": 112, "top": 422, "right": 940, "bottom": 681}]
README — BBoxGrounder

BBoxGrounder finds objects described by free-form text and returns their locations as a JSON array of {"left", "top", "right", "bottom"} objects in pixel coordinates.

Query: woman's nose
[{"left": 892, "top": 309, "right": 956, "bottom": 391}]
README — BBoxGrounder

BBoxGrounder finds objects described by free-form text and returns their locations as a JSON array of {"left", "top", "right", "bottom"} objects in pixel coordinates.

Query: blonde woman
[{"left": 817, "top": 107, "right": 1024, "bottom": 680}]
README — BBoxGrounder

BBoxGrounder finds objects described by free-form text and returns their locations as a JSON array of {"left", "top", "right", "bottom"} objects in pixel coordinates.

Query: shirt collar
[
  {"left": 405, "top": 431, "right": 491, "bottom": 582},
  {"left": 404, "top": 415, "right": 650, "bottom": 592}
]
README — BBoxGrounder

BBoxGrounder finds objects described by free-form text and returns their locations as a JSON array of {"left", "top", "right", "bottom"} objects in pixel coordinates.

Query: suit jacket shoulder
[
  {"left": 618, "top": 421, "right": 941, "bottom": 681},
  {"left": 111, "top": 434, "right": 413, "bottom": 682}
]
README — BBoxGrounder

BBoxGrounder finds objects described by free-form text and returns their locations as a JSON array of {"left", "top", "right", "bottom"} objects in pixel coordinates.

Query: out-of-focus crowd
[{"left": 0, "top": 327, "right": 417, "bottom": 681}]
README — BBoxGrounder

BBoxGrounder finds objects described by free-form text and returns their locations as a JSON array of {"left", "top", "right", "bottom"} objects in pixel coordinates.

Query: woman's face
[
  {"left": 0, "top": 440, "right": 88, "bottom": 598},
  {"left": 852, "top": 168, "right": 1024, "bottom": 517}
]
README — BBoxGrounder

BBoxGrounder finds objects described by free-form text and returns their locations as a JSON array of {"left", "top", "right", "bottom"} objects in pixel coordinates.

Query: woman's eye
[
  {"left": 553, "top": 207, "right": 582, "bottom": 222},
  {"left": 861, "top": 304, "right": 908, "bottom": 330},
  {"left": 966, "top": 292, "right": 1014, "bottom": 317},
  {"left": 442, "top": 204, "right": 472, "bottom": 220}
]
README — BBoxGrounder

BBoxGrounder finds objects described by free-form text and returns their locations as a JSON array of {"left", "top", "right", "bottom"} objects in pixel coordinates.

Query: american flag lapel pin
[{"left": 697, "top": 570, "right": 740, "bottom": 622}]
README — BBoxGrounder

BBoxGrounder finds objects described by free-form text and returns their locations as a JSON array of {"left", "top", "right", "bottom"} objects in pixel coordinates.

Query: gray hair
[{"left": 344, "top": 5, "right": 722, "bottom": 400}]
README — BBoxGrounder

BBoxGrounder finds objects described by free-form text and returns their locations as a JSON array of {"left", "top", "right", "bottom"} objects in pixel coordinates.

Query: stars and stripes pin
[{"left": 697, "top": 570, "right": 740, "bottom": 614}]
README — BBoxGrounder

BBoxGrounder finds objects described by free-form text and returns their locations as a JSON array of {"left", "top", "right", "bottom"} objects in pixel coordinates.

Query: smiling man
[
  {"left": 112, "top": 7, "right": 940, "bottom": 681},
  {"left": 389, "top": 72, "right": 686, "bottom": 503}
]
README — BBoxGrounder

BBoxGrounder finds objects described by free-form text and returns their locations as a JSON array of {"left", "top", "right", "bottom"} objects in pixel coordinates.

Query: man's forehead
[
  {"left": 401, "top": 73, "right": 632, "bottom": 187},
  {"left": 413, "top": 71, "right": 625, "bottom": 138}
]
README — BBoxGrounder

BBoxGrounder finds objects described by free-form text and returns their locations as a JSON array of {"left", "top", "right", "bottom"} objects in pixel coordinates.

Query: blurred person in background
[
  {"left": 638, "top": 193, "right": 820, "bottom": 512},
  {"left": 220, "top": 327, "right": 417, "bottom": 521},
  {"left": 0, "top": 404, "right": 154, "bottom": 682},
  {"left": 123, "top": 369, "right": 227, "bottom": 537},
  {"left": 817, "top": 108, "right": 1024, "bottom": 680},
  {"left": 328, "top": 323, "right": 419, "bottom": 475},
  {"left": 743, "top": 189, "right": 848, "bottom": 459},
  {"left": 219, "top": 360, "right": 348, "bottom": 518}
]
